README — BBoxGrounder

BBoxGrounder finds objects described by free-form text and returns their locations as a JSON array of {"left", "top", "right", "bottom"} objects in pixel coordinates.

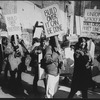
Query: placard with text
[
  {"left": 82, "top": 9, "right": 100, "bottom": 34},
  {"left": 4, "top": 14, "right": 22, "bottom": 36},
  {"left": 42, "top": 4, "right": 63, "bottom": 37}
]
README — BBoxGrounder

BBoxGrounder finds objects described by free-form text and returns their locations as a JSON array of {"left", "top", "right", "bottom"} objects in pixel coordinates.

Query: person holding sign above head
[{"left": 43, "top": 36, "right": 64, "bottom": 98}]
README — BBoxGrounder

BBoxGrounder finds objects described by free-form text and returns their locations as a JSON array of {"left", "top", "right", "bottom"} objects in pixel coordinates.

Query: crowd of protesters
[{"left": 0, "top": 21, "right": 98, "bottom": 99}]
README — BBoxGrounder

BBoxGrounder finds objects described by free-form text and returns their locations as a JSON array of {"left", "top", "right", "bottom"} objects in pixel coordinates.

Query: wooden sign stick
[{"left": 14, "top": 34, "right": 18, "bottom": 45}]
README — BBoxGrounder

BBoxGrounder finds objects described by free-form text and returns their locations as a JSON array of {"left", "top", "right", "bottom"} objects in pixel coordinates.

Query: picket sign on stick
[
  {"left": 4, "top": 14, "right": 22, "bottom": 36},
  {"left": 82, "top": 9, "right": 100, "bottom": 38},
  {"left": 14, "top": 34, "right": 18, "bottom": 45},
  {"left": 1, "top": 38, "right": 4, "bottom": 59},
  {"left": 42, "top": 4, "right": 64, "bottom": 38},
  {"left": 42, "top": 4, "right": 63, "bottom": 52}
]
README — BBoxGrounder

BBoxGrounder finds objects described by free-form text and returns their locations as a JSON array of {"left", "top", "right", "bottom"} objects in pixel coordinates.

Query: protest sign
[
  {"left": 42, "top": 4, "right": 63, "bottom": 37},
  {"left": 82, "top": 9, "right": 100, "bottom": 34},
  {"left": 4, "top": 14, "right": 22, "bottom": 36},
  {"left": 21, "top": 32, "right": 32, "bottom": 50},
  {"left": 84, "top": 9, "right": 100, "bottom": 22},
  {"left": 33, "top": 27, "right": 43, "bottom": 38}
]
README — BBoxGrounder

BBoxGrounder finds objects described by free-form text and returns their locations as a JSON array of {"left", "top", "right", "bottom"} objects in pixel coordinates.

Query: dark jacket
[
  {"left": 71, "top": 48, "right": 92, "bottom": 90},
  {"left": 44, "top": 45, "right": 63, "bottom": 76}
]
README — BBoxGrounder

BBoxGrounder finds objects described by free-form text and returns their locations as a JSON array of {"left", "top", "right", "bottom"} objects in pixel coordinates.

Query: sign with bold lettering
[
  {"left": 84, "top": 9, "right": 100, "bottom": 22},
  {"left": 42, "top": 4, "right": 63, "bottom": 37},
  {"left": 82, "top": 9, "right": 100, "bottom": 34},
  {"left": 4, "top": 14, "right": 22, "bottom": 35}
]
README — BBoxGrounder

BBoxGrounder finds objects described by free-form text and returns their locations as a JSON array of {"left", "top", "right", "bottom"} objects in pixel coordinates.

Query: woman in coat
[
  {"left": 44, "top": 37, "right": 63, "bottom": 98},
  {"left": 67, "top": 37, "right": 93, "bottom": 99}
]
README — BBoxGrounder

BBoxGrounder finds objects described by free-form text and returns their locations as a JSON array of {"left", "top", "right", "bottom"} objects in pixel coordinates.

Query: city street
[
  {"left": 0, "top": 0, "right": 100, "bottom": 99},
  {"left": 0, "top": 71, "right": 100, "bottom": 98}
]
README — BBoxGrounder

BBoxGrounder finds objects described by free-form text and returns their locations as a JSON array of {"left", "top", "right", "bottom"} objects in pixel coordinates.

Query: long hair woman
[{"left": 68, "top": 37, "right": 93, "bottom": 99}]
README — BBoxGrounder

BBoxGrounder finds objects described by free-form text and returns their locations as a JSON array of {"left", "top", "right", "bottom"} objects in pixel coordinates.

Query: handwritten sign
[
  {"left": 21, "top": 32, "right": 32, "bottom": 50},
  {"left": 84, "top": 9, "right": 100, "bottom": 22},
  {"left": 82, "top": 9, "right": 100, "bottom": 34},
  {"left": 4, "top": 14, "right": 22, "bottom": 35},
  {"left": 42, "top": 4, "right": 63, "bottom": 37}
]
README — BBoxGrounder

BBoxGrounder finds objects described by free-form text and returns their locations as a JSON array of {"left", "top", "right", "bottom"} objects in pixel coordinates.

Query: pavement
[{"left": 0, "top": 71, "right": 100, "bottom": 98}]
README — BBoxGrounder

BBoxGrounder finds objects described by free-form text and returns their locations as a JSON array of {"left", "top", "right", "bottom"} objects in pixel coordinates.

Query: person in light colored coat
[{"left": 44, "top": 37, "right": 64, "bottom": 98}]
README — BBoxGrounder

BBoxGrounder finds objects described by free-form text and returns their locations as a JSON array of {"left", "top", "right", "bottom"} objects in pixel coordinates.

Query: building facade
[{"left": 0, "top": 1, "right": 100, "bottom": 36}]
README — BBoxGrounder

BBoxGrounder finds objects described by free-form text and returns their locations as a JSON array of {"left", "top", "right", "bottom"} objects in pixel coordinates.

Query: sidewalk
[{"left": 0, "top": 69, "right": 100, "bottom": 98}]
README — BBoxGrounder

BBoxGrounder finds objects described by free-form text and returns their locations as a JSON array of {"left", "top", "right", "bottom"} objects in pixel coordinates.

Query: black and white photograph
[{"left": 0, "top": 0, "right": 100, "bottom": 99}]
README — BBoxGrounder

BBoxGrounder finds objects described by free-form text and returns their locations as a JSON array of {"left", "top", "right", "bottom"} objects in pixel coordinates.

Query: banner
[
  {"left": 4, "top": 14, "right": 22, "bottom": 35},
  {"left": 42, "top": 4, "right": 63, "bottom": 37},
  {"left": 82, "top": 9, "right": 100, "bottom": 34},
  {"left": 84, "top": 9, "right": 100, "bottom": 22},
  {"left": 21, "top": 32, "right": 32, "bottom": 51}
]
